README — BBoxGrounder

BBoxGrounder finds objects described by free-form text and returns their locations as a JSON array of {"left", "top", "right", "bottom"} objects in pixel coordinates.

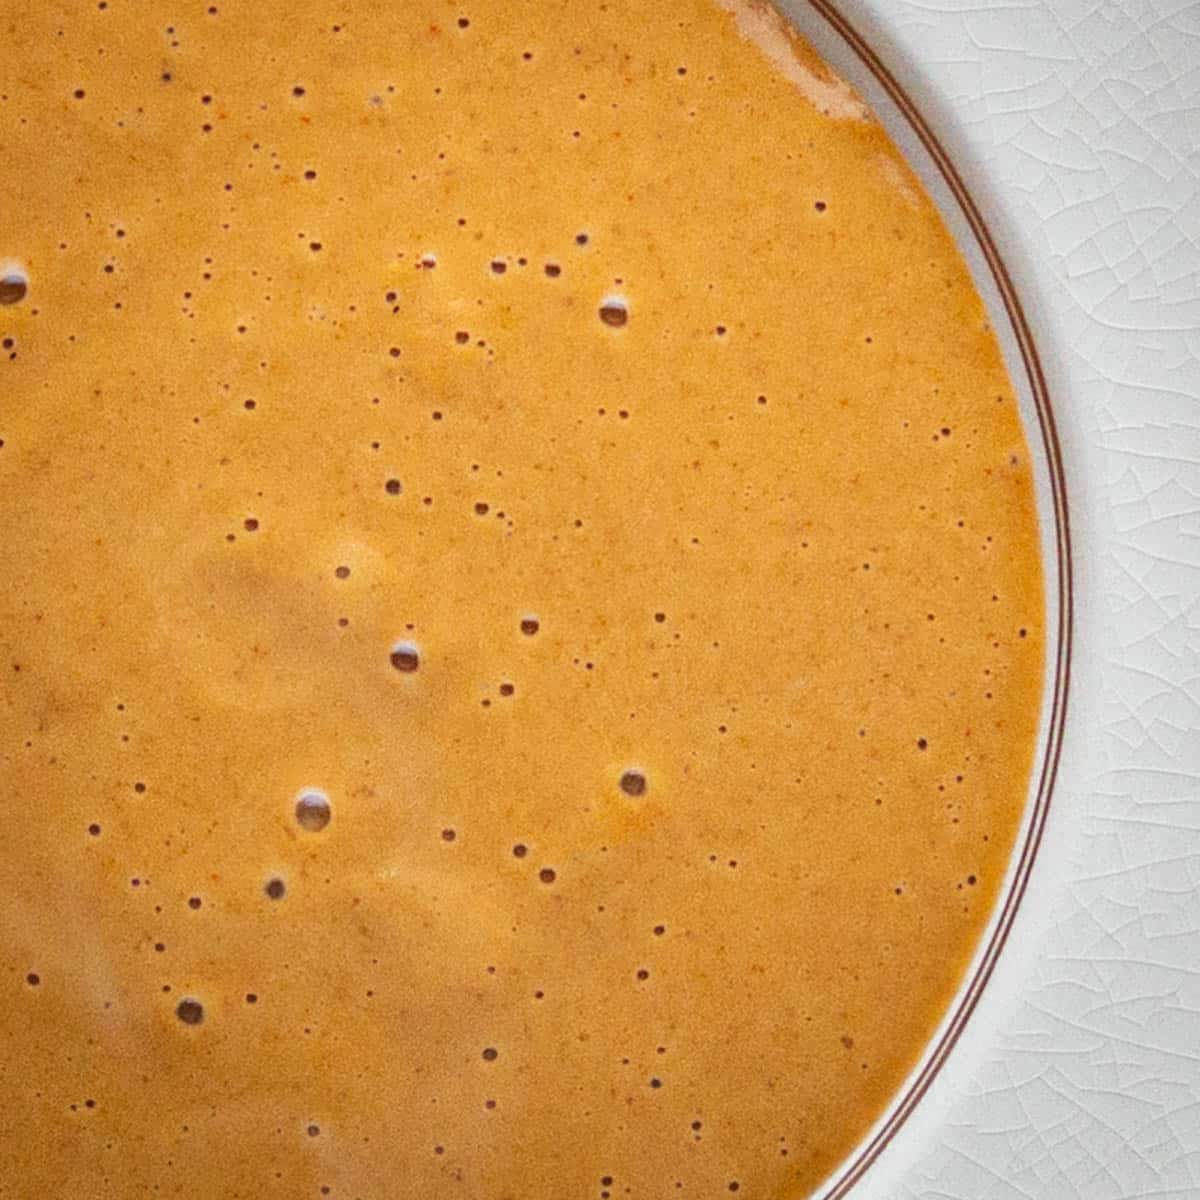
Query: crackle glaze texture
[
  {"left": 812, "top": 1, "right": 1199, "bottom": 1197},
  {"left": 0, "top": 2, "right": 1053, "bottom": 1198}
]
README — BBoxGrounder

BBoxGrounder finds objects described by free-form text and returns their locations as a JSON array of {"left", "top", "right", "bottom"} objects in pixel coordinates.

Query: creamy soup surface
[{"left": 0, "top": 2, "right": 1043, "bottom": 1196}]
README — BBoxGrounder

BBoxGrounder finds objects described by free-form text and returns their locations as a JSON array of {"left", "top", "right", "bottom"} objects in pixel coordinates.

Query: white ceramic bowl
[{"left": 783, "top": 2, "right": 1200, "bottom": 1196}]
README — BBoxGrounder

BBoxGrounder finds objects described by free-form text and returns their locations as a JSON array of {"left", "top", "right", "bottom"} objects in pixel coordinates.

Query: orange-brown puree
[{"left": 0, "top": 2, "right": 1043, "bottom": 1196}]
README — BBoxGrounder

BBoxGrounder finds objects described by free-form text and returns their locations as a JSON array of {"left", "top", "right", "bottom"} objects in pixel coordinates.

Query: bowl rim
[{"left": 787, "top": 2, "right": 1074, "bottom": 1195}]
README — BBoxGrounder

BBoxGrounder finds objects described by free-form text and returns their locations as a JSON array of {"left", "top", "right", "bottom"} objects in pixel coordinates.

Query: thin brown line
[{"left": 798, "top": 2, "right": 1075, "bottom": 1196}]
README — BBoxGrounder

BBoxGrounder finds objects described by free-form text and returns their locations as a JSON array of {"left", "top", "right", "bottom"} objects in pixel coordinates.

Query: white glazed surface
[{"left": 811, "top": 1, "right": 1200, "bottom": 1197}]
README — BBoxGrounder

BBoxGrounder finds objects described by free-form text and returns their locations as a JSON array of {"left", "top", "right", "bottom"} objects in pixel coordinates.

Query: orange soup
[{"left": 0, "top": 2, "right": 1043, "bottom": 1196}]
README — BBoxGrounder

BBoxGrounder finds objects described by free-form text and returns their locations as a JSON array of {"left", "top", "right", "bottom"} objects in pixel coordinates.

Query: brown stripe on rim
[{"left": 800, "top": 2, "right": 1074, "bottom": 1196}]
